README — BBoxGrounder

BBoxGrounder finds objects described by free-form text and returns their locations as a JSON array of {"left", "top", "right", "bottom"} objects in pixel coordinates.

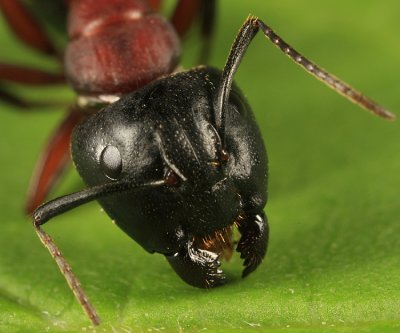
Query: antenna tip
[{"left": 377, "top": 108, "right": 396, "bottom": 121}]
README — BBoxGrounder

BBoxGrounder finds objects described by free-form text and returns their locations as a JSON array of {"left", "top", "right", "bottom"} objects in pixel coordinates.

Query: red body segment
[
  {"left": 65, "top": 0, "right": 181, "bottom": 95},
  {"left": 67, "top": 0, "right": 151, "bottom": 38}
]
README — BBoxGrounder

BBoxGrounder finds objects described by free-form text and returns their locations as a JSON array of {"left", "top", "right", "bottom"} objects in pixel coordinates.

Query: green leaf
[{"left": 0, "top": 1, "right": 399, "bottom": 332}]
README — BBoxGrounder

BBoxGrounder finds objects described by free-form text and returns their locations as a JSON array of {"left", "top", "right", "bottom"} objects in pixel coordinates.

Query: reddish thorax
[{"left": 65, "top": 0, "right": 181, "bottom": 95}]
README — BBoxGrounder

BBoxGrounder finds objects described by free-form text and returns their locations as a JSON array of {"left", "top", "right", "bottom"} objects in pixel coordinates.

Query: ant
[{"left": 0, "top": 0, "right": 395, "bottom": 326}]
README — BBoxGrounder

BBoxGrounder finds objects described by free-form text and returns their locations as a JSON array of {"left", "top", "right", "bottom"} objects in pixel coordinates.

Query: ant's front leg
[
  {"left": 236, "top": 212, "right": 269, "bottom": 278},
  {"left": 166, "top": 239, "right": 226, "bottom": 288}
]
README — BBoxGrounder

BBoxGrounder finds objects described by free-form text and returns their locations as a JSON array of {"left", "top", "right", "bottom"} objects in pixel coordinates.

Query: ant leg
[
  {"left": 170, "top": 0, "right": 216, "bottom": 63},
  {"left": 0, "top": 86, "right": 65, "bottom": 109},
  {"left": 0, "top": 3, "right": 65, "bottom": 106},
  {"left": 236, "top": 212, "right": 269, "bottom": 278},
  {"left": 0, "top": 0, "right": 58, "bottom": 56},
  {"left": 166, "top": 239, "right": 226, "bottom": 288},
  {"left": 170, "top": 0, "right": 201, "bottom": 37},
  {"left": 0, "top": 63, "right": 66, "bottom": 109},
  {"left": 0, "top": 63, "right": 64, "bottom": 85},
  {"left": 197, "top": 0, "right": 216, "bottom": 63},
  {"left": 215, "top": 16, "right": 395, "bottom": 143},
  {"left": 25, "top": 109, "right": 89, "bottom": 214},
  {"left": 0, "top": 86, "right": 29, "bottom": 108}
]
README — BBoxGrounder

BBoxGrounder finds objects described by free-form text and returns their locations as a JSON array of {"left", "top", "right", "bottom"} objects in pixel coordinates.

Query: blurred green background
[{"left": 0, "top": 1, "right": 399, "bottom": 332}]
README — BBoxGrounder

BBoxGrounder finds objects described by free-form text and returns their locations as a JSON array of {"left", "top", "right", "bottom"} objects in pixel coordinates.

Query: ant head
[{"left": 71, "top": 68, "right": 244, "bottom": 248}]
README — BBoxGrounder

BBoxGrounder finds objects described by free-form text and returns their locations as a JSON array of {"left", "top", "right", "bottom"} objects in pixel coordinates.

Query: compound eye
[{"left": 100, "top": 145, "right": 122, "bottom": 180}]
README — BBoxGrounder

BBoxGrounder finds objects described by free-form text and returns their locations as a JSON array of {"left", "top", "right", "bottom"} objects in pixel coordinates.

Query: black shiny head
[{"left": 72, "top": 67, "right": 268, "bottom": 287}]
